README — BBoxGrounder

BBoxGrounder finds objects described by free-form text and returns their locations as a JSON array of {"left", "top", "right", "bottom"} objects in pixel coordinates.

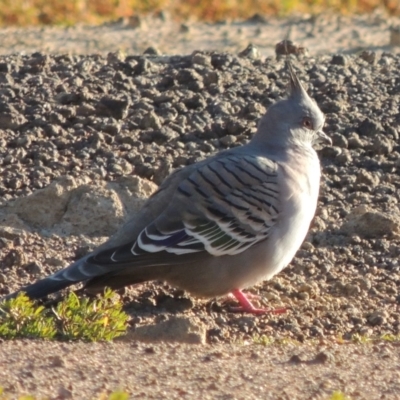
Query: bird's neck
[
  {"left": 248, "top": 131, "right": 289, "bottom": 153},
  {"left": 247, "top": 134, "right": 314, "bottom": 159}
]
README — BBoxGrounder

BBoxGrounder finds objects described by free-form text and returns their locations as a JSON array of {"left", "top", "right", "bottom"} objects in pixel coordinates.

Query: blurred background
[{"left": 0, "top": 0, "right": 399, "bottom": 26}]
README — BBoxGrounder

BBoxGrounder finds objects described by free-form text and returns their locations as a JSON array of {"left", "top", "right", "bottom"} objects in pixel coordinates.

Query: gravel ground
[
  {"left": 0, "top": 11, "right": 399, "bottom": 57},
  {"left": 1, "top": 13, "right": 400, "bottom": 399},
  {"left": 1, "top": 340, "right": 400, "bottom": 399}
]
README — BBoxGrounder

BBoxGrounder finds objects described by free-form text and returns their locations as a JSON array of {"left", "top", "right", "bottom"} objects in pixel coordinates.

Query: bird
[{"left": 5, "top": 61, "right": 331, "bottom": 314}]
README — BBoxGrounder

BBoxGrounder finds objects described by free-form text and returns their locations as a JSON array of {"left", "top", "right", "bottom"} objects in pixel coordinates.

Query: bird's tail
[
  {"left": 3, "top": 256, "right": 96, "bottom": 301},
  {"left": 2, "top": 256, "right": 172, "bottom": 301}
]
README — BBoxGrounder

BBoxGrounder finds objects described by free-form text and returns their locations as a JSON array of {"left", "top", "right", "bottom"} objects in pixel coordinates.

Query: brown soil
[
  {"left": 2, "top": 12, "right": 400, "bottom": 400},
  {"left": 1, "top": 340, "right": 400, "bottom": 399}
]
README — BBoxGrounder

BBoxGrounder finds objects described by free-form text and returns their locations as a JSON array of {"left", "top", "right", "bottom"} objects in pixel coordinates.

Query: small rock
[
  {"left": 356, "top": 170, "right": 380, "bottom": 188},
  {"left": 140, "top": 111, "right": 162, "bottom": 130},
  {"left": 48, "top": 355, "right": 67, "bottom": 368},
  {"left": 23, "top": 261, "right": 43, "bottom": 275},
  {"left": 289, "top": 354, "right": 303, "bottom": 363},
  {"left": 127, "top": 317, "right": 206, "bottom": 344},
  {"left": 330, "top": 133, "right": 348, "bottom": 148},
  {"left": 386, "top": 125, "right": 399, "bottom": 140},
  {"left": 320, "top": 146, "right": 342, "bottom": 159},
  {"left": 358, "top": 118, "right": 383, "bottom": 136},
  {"left": 9, "top": 176, "right": 78, "bottom": 229},
  {"left": 157, "top": 295, "right": 194, "bottom": 312},
  {"left": 331, "top": 54, "right": 348, "bottom": 65},
  {"left": 45, "top": 257, "right": 66, "bottom": 267},
  {"left": 367, "top": 310, "right": 388, "bottom": 326},
  {"left": 341, "top": 207, "right": 400, "bottom": 238},
  {"left": 143, "top": 46, "right": 161, "bottom": 56},
  {"left": 264, "top": 291, "right": 280, "bottom": 301},
  {"left": 61, "top": 184, "right": 125, "bottom": 236},
  {"left": 275, "top": 40, "right": 308, "bottom": 59},
  {"left": 56, "top": 91, "right": 81, "bottom": 105},
  {"left": 97, "top": 96, "right": 130, "bottom": 120},
  {"left": 0, "top": 104, "right": 27, "bottom": 129},
  {"left": 141, "top": 127, "right": 179, "bottom": 144},
  {"left": 314, "top": 350, "right": 334, "bottom": 364},
  {"left": 107, "top": 50, "right": 125, "bottom": 64},
  {"left": 337, "top": 150, "right": 352, "bottom": 164},
  {"left": 191, "top": 52, "right": 212, "bottom": 67},
  {"left": 219, "top": 135, "right": 237, "bottom": 147},
  {"left": 359, "top": 50, "right": 377, "bottom": 64},
  {"left": 126, "top": 15, "right": 144, "bottom": 29},
  {"left": 347, "top": 132, "right": 365, "bottom": 149},
  {"left": 144, "top": 346, "right": 156, "bottom": 354},
  {"left": 310, "top": 325, "right": 324, "bottom": 337},
  {"left": 0, "top": 62, "right": 10, "bottom": 72},
  {"left": 373, "top": 134, "right": 393, "bottom": 155},
  {"left": 15, "top": 134, "right": 32, "bottom": 147},
  {"left": 298, "top": 284, "right": 314, "bottom": 294},
  {"left": 2, "top": 248, "right": 27, "bottom": 268},
  {"left": 57, "top": 386, "right": 73, "bottom": 399},
  {"left": 247, "top": 13, "right": 268, "bottom": 23},
  {"left": 238, "top": 44, "right": 260, "bottom": 59},
  {"left": 301, "top": 241, "right": 314, "bottom": 251},
  {"left": 180, "top": 23, "right": 190, "bottom": 33},
  {"left": 298, "top": 292, "right": 309, "bottom": 300},
  {"left": 344, "top": 283, "right": 361, "bottom": 296},
  {"left": 390, "top": 26, "right": 400, "bottom": 46},
  {"left": 0, "top": 224, "right": 27, "bottom": 241}
]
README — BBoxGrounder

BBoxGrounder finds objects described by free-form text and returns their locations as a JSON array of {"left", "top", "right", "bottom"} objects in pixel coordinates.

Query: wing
[
  {"left": 90, "top": 154, "right": 281, "bottom": 264},
  {"left": 6, "top": 154, "right": 281, "bottom": 300}
]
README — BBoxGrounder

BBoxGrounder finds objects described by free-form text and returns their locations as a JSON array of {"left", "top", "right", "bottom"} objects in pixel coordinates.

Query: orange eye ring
[{"left": 302, "top": 117, "right": 313, "bottom": 130}]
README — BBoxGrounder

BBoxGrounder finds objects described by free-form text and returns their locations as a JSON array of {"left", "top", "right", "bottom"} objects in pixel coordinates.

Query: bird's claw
[{"left": 228, "top": 288, "right": 287, "bottom": 315}]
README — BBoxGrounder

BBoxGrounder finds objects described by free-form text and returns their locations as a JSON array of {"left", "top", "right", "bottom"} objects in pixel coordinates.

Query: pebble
[
  {"left": 314, "top": 351, "right": 335, "bottom": 364},
  {"left": 0, "top": 46, "right": 400, "bottom": 345},
  {"left": 126, "top": 316, "right": 206, "bottom": 344}
]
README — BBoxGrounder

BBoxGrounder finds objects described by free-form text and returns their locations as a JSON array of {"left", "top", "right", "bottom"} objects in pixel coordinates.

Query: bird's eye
[{"left": 302, "top": 117, "right": 313, "bottom": 130}]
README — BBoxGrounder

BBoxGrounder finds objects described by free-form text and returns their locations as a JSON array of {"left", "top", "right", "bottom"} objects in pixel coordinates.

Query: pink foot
[
  {"left": 227, "top": 291, "right": 260, "bottom": 301},
  {"left": 229, "top": 289, "right": 287, "bottom": 315}
]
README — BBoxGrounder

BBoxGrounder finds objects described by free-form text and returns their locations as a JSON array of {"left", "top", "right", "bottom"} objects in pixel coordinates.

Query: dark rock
[
  {"left": 358, "top": 118, "right": 383, "bottom": 136},
  {"left": 97, "top": 96, "right": 130, "bottom": 119},
  {"left": 331, "top": 54, "right": 349, "bottom": 65},
  {"left": 359, "top": 50, "right": 377, "bottom": 65}
]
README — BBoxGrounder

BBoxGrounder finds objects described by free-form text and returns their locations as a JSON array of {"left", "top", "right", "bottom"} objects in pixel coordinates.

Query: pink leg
[
  {"left": 227, "top": 292, "right": 260, "bottom": 301},
  {"left": 229, "top": 289, "right": 287, "bottom": 315}
]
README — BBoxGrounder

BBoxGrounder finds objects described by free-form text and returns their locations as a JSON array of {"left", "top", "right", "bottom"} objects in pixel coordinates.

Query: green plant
[
  {"left": 379, "top": 333, "right": 400, "bottom": 342},
  {"left": 0, "top": 387, "right": 130, "bottom": 400},
  {"left": 351, "top": 333, "right": 400, "bottom": 344},
  {"left": 0, "top": 293, "right": 56, "bottom": 339},
  {"left": 350, "top": 333, "right": 373, "bottom": 344},
  {"left": 106, "top": 391, "right": 130, "bottom": 400},
  {"left": 252, "top": 334, "right": 276, "bottom": 346},
  {"left": 0, "top": 386, "right": 37, "bottom": 399},
  {"left": 329, "top": 391, "right": 351, "bottom": 400},
  {"left": 53, "top": 289, "right": 129, "bottom": 341},
  {"left": 0, "top": 289, "right": 128, "bottom": 341}
]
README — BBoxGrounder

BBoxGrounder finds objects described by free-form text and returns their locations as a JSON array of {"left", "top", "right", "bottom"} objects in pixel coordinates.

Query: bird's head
[{"left": 253, "top": 61, "right": 331, "bottom": 149}]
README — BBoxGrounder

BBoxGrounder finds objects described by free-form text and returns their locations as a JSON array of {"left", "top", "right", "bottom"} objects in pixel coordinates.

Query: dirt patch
[
  {"left": 1, "top": 14, "right": 400, "bottom": 399},
  {"left": 0, "top": 340, "right": 399, "bottom": 399}
]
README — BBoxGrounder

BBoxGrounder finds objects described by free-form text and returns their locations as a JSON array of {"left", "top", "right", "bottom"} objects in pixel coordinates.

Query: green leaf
[{"left": 0, "top": 289, "right": 128, "bottom": 341}]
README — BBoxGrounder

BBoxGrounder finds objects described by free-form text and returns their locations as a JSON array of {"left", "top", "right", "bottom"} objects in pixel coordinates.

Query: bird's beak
[{"left": 313, "top": 130, "right": 332, "bottom": 146}]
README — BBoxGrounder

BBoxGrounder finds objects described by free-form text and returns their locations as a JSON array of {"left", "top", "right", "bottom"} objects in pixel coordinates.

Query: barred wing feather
[{"left": 91, "top": 154, "right": 280, "bottom": 264}]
